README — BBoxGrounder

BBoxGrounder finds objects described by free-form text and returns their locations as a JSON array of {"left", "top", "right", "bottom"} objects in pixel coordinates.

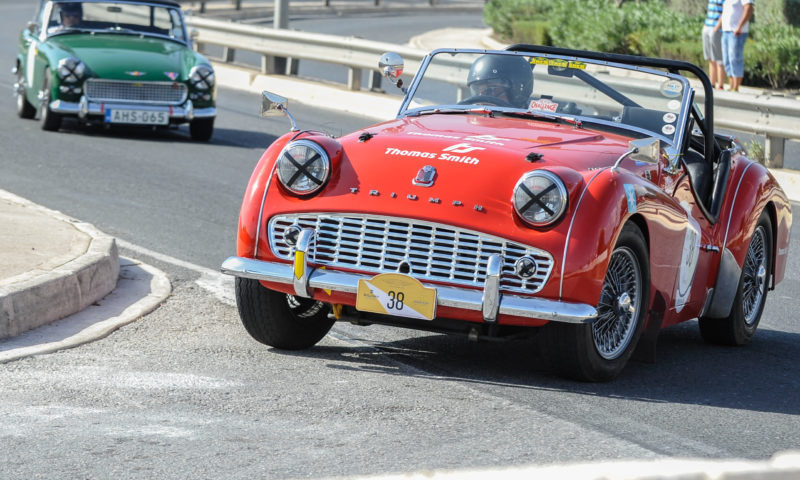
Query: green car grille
[{"left": 85, "top": 79, "right": 188, "bottom": 105}]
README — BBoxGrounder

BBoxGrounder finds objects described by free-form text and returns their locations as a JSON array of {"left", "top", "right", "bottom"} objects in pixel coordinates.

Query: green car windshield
[
  {"left": 404, "top": 49, "right": 693, "bottom": 145},
  {"left": 47, "top": 1, "right": 186, "bottom": 42}
]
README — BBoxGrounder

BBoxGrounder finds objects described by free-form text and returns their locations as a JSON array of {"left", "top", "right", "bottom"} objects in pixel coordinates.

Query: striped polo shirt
[{"left": 705, "top": 0, "right": 724, "bottom": 27}]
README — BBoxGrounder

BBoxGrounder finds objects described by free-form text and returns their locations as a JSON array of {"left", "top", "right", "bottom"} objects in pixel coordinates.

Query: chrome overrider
[
  {"left": 49, "top": 97, "right": 216, "bottom": 121},
  {"left": 220, "top": 228, "right": 598, "bottom": 325}
]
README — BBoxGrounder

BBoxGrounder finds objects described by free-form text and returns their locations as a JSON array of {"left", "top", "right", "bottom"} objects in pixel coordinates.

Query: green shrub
[{"left": 745, "top": 23, "right": 800, "bottom": 89}]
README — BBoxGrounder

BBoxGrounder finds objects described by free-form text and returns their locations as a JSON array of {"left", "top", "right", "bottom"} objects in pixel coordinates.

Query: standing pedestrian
[
  {"left": 702, "top": 0, "right": 725, "bottom": 90},
  {"left": 716, "top": 0, "right": 754, "bottom": 92}
]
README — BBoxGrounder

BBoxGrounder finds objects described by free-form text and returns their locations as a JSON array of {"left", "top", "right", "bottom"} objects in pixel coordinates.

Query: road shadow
[
  {"left": 269, "top": 321, "right": 800, "bottom": 416},
  {"left": 55, "top": 119, "right": 276, "bottom": 149}
]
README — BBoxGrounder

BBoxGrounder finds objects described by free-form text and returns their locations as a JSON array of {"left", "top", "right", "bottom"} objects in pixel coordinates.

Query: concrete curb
[
  {"left": 0, "top": 190, "right": 120, "bottom": 339},
  {"left": 0, "top": 257, "right": 171, "bottom": 363}
]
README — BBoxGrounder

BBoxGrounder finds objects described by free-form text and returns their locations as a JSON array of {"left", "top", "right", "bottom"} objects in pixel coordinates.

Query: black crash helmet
[
  {"left": 60, "top": 2, "right": 83, "bottom": 16},
  {"left": 467, "top": 54, "right": 534, "bottom": 107}
]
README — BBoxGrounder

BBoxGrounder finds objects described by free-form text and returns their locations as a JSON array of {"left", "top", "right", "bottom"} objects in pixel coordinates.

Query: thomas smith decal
[{"left": 384, "top": 143, "right": 485, "bottom": 165}]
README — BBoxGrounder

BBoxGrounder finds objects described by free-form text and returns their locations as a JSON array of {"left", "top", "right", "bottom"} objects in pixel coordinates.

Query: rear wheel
[
  {"left": 699, "top": 210, "right": 772, "bottom": 345},
  {"left": 542, "top": 223, "right": 649, "bottom": 382},
  {"left": 235, "top": 277, "right": 334, "bottom": 349},
  {"left": 15, "top": 64, "right": 36, "bottom": 119},
  {"left": 189, "top": 117, "right": 214, "bottom": 141},
  {"left": 39, "top": 68, "right": 62, "bottom": 131}
]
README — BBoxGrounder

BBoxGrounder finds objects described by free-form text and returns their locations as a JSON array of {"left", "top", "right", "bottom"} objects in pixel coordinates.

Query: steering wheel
[{"left": 457, "top": 95, "right": 513, "bottom": 108}]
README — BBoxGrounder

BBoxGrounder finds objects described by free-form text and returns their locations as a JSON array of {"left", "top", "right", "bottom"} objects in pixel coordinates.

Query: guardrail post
[
  {"left": 765, "top": 135, "right": 785, "bottom": 168},
  {"left": 368, "top": 71, "right": 382, "bottom": 92},
  {"left": 348, "top": 68, "right": 362, "bottom": 91},
  {"left": 232, "top": 0, "right": 242, "bottom": 9},
  {"left": 199, "top": 1, "right": 206, "bottom": 13},
  {"left": 222, "top": 46, "right": 235, "bottom": 63}
]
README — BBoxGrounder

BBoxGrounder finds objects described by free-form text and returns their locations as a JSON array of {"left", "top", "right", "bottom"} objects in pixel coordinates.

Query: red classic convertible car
[{"left": 222, "top": 45, "right": 792, "bottom": 381}]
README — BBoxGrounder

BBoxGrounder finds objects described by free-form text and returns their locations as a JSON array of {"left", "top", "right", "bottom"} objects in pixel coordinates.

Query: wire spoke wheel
[
  {"left": 592, "top": 247, "right": 642, "bottom": 360},
  {"left": 742, "top": 225, "right": 767, "bottom": 326}
]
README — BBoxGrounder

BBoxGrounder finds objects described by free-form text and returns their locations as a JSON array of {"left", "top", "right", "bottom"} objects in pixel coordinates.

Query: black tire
[
  {"left": 39, "top": 68, "right": 62, "bottom": 131},
  {"left": 15, "top": 64, "right": 36, "bottom": 119},
  {"left": 189, "top": 117, "right": 214, "bottom": 141},
  {"left": 699, "top": 210, "right": 772, "bottom": 346},
  {"left": 457, "top": 94, "right": 513, "bottom": 107},
  {"left": 235, "top": 277, "right": 334, "bottom": 350},
  {"left": 541, "top": 223, "right": 649, "bottom": 382}
]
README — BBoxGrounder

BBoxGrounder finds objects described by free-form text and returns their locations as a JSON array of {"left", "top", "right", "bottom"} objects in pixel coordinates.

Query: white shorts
[{"left": 702, "top": 25, "right": 723, "bottom": 63}]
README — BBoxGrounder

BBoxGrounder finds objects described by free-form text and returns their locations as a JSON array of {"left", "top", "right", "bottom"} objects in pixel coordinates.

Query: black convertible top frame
[{"left": 506, "top": 43, "right": 717, "bottom": 165}]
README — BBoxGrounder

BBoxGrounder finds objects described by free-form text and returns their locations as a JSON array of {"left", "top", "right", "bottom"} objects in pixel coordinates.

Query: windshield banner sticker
[
  {"left": 528, "top": 57, "right": 586, "bottom": 70},
  {"left": 529, "top": 99, "right": 558, "bottom": 113}
]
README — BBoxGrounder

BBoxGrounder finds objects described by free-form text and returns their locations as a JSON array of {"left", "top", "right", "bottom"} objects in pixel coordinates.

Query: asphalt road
[{"left": 2, "top": 1, "right": 800, "bottom": 478}]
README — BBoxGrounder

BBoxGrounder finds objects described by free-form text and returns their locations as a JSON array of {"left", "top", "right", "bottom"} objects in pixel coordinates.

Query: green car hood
[{"left": 48, "top": 34, "right": 198, "bottom": 82}]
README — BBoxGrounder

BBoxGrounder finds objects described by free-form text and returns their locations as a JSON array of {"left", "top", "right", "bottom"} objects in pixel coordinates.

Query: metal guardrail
[{"left": 186, "top": 16, "right": 800, "bottom": 168}]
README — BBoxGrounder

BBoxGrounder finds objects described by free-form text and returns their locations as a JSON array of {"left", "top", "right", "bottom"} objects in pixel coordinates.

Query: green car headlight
[
  {"left": 189, "top": 65, "right": 215, "bottom": 90},
  {"left": 513, "top": 170, "right": 568, "bottom": 227},
  {"left": 276, "top": 140, "right": 330, "bottom": 196},
  {"left": 57, "top": 57, "right": 85, "bottom": 83}
]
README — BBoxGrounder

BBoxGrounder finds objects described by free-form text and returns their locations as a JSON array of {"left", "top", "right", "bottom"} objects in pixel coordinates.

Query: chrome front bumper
[
  {"left": 221, "top": 230, "right": 597, "bottom": 325},
  {"left": 49, "top": 98, "right": 216, "bottom": 121}
]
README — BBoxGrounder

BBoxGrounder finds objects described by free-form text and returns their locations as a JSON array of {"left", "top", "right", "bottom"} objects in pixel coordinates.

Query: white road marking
[{"left": 116, "top": 239, "right": 235, "bottom": 306}]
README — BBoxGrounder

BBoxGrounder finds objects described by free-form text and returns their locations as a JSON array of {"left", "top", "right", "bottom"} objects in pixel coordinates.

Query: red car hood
[
  {"left": 331, "top": 113, "right": 630, "bottom": 200},
  {"left": 262, "top": 114, "right": 635, "bottom": 238}
]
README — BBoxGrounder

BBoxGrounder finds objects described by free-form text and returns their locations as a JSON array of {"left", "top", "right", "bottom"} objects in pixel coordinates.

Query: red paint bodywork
[{"left": 236, "top": 112, "right": 792, "bottom": 330}]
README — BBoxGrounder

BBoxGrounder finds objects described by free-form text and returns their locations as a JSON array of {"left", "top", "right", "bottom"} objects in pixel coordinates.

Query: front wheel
[
  {"left": 699, "top": 210, "right": 772, "bottom": 345},
  {"left": 39, "top": 67, "right": 62, "bottom": 131},
  {"left": 235, "top": 277, "right": 334, "bottom": 349},
  {"left": 189, "top": 117, "right": 214, "bottom": 141},
  {"left": 541, "top": 223, "right": 649, "bottom": 382}
]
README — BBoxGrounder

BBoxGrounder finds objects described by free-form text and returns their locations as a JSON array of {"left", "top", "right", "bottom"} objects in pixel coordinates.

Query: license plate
[
  {"left": 104, "top": 109, "right": 168, "bottom": 125},
  {"left": 356, "top": 273, "right": 437, "bottom": 320}
]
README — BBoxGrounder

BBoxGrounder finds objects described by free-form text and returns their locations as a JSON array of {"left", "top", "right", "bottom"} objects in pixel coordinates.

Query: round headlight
[
  {"left": 513, "top": 170, "right": 568, "bottom": 227},
  {"left": 57, "top": 57, "right": 85, "bottom": 83},
  {"left": 189, "top": 65, "right": 215, "bottom": 90},
  {"left": 276, "top": 140, "right": 330, "bottom": 196}
]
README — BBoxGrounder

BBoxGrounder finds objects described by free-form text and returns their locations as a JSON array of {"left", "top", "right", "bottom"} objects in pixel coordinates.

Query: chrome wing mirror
[
  {"left": 379, "top": 52, "right": 405, "bottom": 92},
  {"left": 261, "top": 91, "right": 298, "bottom": 131}
]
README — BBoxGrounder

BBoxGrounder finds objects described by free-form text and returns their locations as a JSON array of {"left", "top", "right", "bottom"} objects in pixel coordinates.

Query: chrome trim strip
[
  {"left": 722, "top": 160, "right": 755, "bottom": 249},
  {"left": 481, "top": 254, "right": 501, "bottom": 322},
  {"left": 221, "top": 256, "right": 598, "bottom": 324},
  {"left": 49, "top": 100, "right": 216, "bottom": 119},
  {"left": 560, "top": 169, "right": 606, "bottom": 299},
  {"left": 253, "top": 162, "right": 279, "bottom": 258}
]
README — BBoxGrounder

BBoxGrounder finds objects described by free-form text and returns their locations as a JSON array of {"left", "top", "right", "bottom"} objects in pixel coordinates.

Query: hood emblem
[
  {"left": 412, "top": 165, "right": 436, "bottom": 187},
  {"left": 164, "top": 71, "right": 178, "bottom": 81},
  {"left": 125, "top": 71, "right": 147, "bottom": 77}
]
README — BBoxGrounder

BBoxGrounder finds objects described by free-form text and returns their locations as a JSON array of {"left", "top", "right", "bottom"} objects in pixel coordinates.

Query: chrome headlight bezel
[
  {"left": 513, "top": 170, "right": 568, "bottom": 227},
  {"left": 189, "top": 65, "right": 215, "bottom": 91},
  {"left": 276, "top": 140, "right": 331, "bottom": 196},
  {"left": 57, "top": 57, "right": 85, "bottom": 83}
]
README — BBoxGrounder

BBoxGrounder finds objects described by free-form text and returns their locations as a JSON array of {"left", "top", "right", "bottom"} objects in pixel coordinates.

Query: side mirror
[
  {"left": 261, "top": 91, "right": 298, "bottom": 131},
  {"left": 628, "top": 137, "right": 662, "bottom": 164},
  {"left": 26, "top": 21, "right": 40, "bottom": 35},
  {"left": 379, "top": 52, "right": 404, "bottom": 89}
]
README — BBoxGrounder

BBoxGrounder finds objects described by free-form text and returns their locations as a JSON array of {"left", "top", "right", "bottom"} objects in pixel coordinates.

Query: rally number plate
[
  {"left": 105, "top": 109, "right": 169, "bottom": 125},
  {"left": 356, "top": 273, "right": 437, "bottom": 320}
]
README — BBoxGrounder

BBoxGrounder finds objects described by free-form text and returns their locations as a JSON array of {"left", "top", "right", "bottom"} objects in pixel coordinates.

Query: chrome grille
[
  {"left": 269, "top": 214, "right": 554, "bottom": 294},
  {"left": 85, "top": 79, "right": 187, "bottom": 105}
]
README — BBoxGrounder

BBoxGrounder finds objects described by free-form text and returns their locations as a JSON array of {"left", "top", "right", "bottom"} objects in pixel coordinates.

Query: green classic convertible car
[{"left": 14, "top": 0, "right": 216, "bottom": 140}]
